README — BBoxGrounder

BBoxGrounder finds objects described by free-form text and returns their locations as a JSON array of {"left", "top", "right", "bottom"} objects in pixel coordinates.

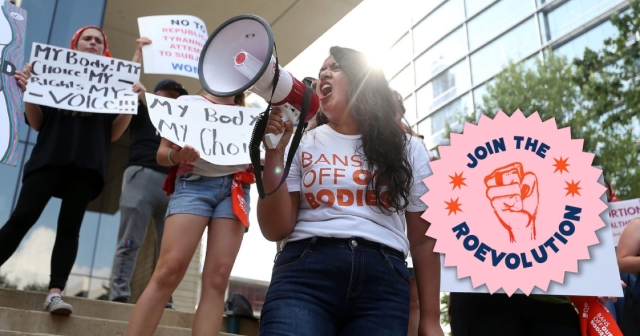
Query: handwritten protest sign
[
  {"left": 24, "top": 43, "right": 141, "bottom": 114},
  {"left": 608, "top": 198, "right": 640, "bottom": 246},
  {"left": 145, "top": 93, "right": 264, "bottom": 165},
  {"left": 1, "top": 1, "right": 26, "bottom": 166},
  {"left": 425, "top": 110, "right": 622, "bottom": 297},
  {"left": 138, "top": 15, "right": 207, "bottom": 79}
]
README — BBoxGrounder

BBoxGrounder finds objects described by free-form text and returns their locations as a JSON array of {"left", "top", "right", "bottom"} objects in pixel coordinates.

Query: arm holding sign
[
  {"left": 156, "top": 138, "right": 199, "bottom": 167},
  {"left": 132, "top": 37, "right": 151, "bottom": 64},
  {"left": 110, "top": 82, "right": 145, "bottom": 142},
  {"left": 617, "top": 218, "right": 640, "bottom": 274},
  {"left": 17, "top": 63, "right": 45, "bottom": 132},
  {"left": 14, "top": 64, "right": 31, "bottom": 92}
]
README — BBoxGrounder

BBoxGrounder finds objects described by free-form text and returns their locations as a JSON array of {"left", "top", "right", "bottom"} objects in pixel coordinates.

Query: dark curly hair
[{"left": 329, "top": 46, "right": 413, "bottom": 213}]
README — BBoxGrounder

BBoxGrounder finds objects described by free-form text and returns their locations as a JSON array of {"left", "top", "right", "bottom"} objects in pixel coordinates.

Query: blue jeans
[
  {"left": 166, "top": 174, "right": 250, "bottom": 222},
  {"left": 259, "top": 236, "right": 410, "bottom": 336}
]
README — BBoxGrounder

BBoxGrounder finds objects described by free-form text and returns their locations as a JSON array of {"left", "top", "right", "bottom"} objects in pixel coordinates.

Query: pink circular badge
[{"left": 422, "top": 110, "right": 608, "bottom": 295}]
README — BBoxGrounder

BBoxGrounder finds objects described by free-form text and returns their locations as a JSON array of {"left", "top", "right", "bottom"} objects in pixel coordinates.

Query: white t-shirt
[
  {"left": 283, "top": 125, "right": 432, "bottom": 257},
  {"left": 175, "top": 95, "right": 246, "bottom": 177}
]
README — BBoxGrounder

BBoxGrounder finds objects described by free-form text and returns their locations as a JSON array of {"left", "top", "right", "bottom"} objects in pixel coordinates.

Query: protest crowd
[{"left": 0, "top": 2, "right": 639, "bottom": 336}]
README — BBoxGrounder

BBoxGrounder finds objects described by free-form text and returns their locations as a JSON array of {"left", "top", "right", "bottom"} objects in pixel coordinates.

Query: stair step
[
  {"left": 0, "top": 288, "right": 192, "bottom": 328},
  {"left": 0, "top": 307, "right": 194, "bottom": 336},
  {"left": 0, "top": 330, "right": 57, "bottom": 336}
]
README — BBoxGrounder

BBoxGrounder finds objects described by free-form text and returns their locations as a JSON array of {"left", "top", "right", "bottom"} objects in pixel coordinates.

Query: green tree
[
  {"left": 573, "top": 0, "right": 640, "bottom": 199},
  {"left": 445, "top": 48, "right": 639, "bottom": 199},
  {"left": 23, "top": 282, "right": 49, "bottom": 293},
  {"left": 0, "top": 273, "right": 18, "bottom": 290}
]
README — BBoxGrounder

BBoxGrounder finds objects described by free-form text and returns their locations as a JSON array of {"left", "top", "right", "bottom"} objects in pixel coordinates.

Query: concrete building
[
  {"left": 0, "top": 0, "right": 361, "bottom": 313},
  {"left": 384, "top": 0, "right": 631, "bottom": 150}
]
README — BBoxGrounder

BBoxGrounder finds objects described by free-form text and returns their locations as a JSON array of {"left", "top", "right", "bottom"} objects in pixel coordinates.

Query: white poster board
[
  {"left": 608, "top": 198, "right": 640, "bottom": 246},
  {"left": 146, "top": 93, "right": 265, "bottom": 166},
  {"left": 24, "top": 43, "right": 140, "bottom": 114},
  {"left": 440, "top": 171, "right": 623, "bottom": 297},
  {"left": 138, "top": 15, "right": 207, "bottom": 79}
]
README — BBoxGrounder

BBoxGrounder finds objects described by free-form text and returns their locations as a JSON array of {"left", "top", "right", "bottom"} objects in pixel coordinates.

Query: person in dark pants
[
  {"left": 108, "top": 37, "right": 188, "bottom": 308},
  {"left": 449, "top": 292, "right": 580, "bottom": 336},
  {"left": 0, "top": 26, "right": 138, "bottom": 315}
]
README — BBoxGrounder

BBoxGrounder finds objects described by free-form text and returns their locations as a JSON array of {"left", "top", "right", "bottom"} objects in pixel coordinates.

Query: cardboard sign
[
  {"left": 425, "top": 110, "right": 622, "bottom": 297},
  {"left": 0, "top": 1, "right": 26, "bottom": 166},
  {"left": 24, "top": 43, "right": 141, "bottom": 114},
  {"left": 138, "top": 15, "right": 207, "bottom": 79},
  {"left": 145, "top": 93, "right": 264, "bottom": 166},
  {"left": 608, "top": 198, "right": 640, "bottom": 246}
]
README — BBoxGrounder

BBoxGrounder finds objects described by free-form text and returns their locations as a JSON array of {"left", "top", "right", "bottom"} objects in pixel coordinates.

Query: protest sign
[
  {"left": 138, "top": 15, "right": 207, "bottom": 79},
  {"left": 425, "top": 110, "right": 622, "bottom": 297},
  {"left": 608, "top": 198, "right": 640, "bottom": 246},
  {"left": 145, "top": 93, "right": 264, "bottom": 166},
  {"left": 0, "top": 1, "right": 26, "bottom": 166},
  {"left": 24, "top": 43, "right": 141, "bottom": 114}
]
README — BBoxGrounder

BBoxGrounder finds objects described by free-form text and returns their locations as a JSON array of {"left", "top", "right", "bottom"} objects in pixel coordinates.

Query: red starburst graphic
[
  {"left": 553, "top": 157, "right": 570, "bottom": 174},
  {"left": 449, "top": 172, "right": 467, "bottom": 190},
  {"left": 565, "top": 180, "right": 582, "bottom": 197},
  {"left": 445, "top": 198, "right": 463, "bottom": 216}
]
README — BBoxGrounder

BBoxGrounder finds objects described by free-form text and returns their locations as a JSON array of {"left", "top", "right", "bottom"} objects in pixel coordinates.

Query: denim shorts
[
  {"left": 166, "top": 174, "right": 251, "bottom": 224},
  {"left": 259, "top": 236, "right": 410, "bottom": 335}
]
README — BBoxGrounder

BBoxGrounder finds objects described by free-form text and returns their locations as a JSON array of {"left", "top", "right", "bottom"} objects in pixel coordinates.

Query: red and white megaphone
[{"left": 198, "top": 14, "right": 319, "bottom": 149}]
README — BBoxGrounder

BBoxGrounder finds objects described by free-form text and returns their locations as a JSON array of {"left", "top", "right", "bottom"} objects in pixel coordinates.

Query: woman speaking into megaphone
[{"left": 256, "top": 46, "right": 444, "bottom": 336}]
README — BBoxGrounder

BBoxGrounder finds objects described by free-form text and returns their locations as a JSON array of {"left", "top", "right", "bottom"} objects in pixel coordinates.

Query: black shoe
[{"left": 165, "top": 301, "right": 174, "bottom": 309}]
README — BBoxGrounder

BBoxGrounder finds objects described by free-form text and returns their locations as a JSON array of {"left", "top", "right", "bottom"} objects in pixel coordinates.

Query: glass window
[
  {"left": 48, "top": 0, "right": 107, "bottom": 49},
  {"left": 554, "top": 20, "right": 617, "bottom": 61},
  {"left": 18, "top": 119, "right": 30, "bottom": 142},
  {"left": 473, "top": 81, "right": 491, "bottom": 111},
  {"left": 88, "top": 276, "right": 109, "bottom": 299},
  {"left": 467, "top": 0, "right": 535, "bottom": 51},
  {"left": 414, "top": 27, "right": 467, "bottom": 85},
  {"left": 384, "top": 34, "right": 413, "bottom": 79},
  {"left": 409, "top": 0, "right": 446, "bottom": 24},
  {"left": 419, "top": 94, "right": 473, "bottom": 148},
  {"left": 541, "top": 0, "right": 623, "bottom": 42},
  {"left": 20, "top": 0, "right": 56, "bottom": 57},
  {"left": 465, "top": 0, "right": 497, "bottom": 17},
  {"left": 0, "top": 142, "right": 26, "bottom": 224},
  {"left": 63, "top": 274, "right": 90, "bottom": 297},
  {"left": 413, "top": 0, "right": 465, "bottom": 54},
  {"left": 0, "top": 197, "right": 61, "bottom": 288},
  {"left": 389, "top": 64, "right": 415, "bottom": 98},
  {"left": 403, "top": 94, "right": 417, "bottom": 127},
  {"left": 72, "top": 211, "right": 100, "bottom": 277},
  {"left": 416, "top": 60, "right": 471, "bottom": 115},
  {"left": 91, "top": 211, "right": 120, "bottom": 279},
  {"left": 470, "top": 18, "right": 539, "bottom": 84}
]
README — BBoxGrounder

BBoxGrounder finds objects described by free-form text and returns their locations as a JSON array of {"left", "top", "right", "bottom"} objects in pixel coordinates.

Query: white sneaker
[{"left": 43, "top": 296, "right": 74, "bottom": 315}]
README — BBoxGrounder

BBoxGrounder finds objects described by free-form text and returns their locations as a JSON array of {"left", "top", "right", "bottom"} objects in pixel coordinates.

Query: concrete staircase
[{"left": 0, "top": 289, "right": 259, "bottom": 336}]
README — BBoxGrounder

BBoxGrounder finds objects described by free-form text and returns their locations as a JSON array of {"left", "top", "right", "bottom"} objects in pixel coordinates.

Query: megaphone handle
[{"left": 264, "top": 106, "right": 295, "bottom": 149}]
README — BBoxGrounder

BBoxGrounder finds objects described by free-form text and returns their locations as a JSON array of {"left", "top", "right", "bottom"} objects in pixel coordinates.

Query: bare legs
[{"left": 126, "top": 214, "right": 244, "bottom": 336}]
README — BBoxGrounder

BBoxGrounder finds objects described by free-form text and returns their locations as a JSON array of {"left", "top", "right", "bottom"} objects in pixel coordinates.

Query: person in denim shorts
[
  {"left": 257, "top": 47, "right": 443, "bottom": 336},
  {"left": 126, "top": 92, "right": 253, "bottom": 336}
]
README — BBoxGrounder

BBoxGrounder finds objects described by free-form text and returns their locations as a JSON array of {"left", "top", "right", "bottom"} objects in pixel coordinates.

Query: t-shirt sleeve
[
  {"left": 285, "top": 146, "right": 303, "bottom": 193},
  {"left": 407, "top": 136, "right": 432, "bottom": 212}
]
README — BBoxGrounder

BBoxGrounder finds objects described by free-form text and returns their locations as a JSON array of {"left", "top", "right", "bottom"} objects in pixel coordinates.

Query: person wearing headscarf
[{"left": 0, "top": 26, "right": 142, "bottom": 315}]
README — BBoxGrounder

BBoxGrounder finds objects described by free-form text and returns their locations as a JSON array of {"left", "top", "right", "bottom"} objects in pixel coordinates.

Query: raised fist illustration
[{"left": 484, "top": 163, "right": 539, "bottom": 243}]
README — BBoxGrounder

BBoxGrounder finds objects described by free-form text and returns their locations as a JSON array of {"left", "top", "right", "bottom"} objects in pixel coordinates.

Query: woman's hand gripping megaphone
[
  {"left": 264, "top": 105, "right": 297, "bottom": 149},
  {"left": 264, "top": 107, "right": 294, "bottom": 152}
]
